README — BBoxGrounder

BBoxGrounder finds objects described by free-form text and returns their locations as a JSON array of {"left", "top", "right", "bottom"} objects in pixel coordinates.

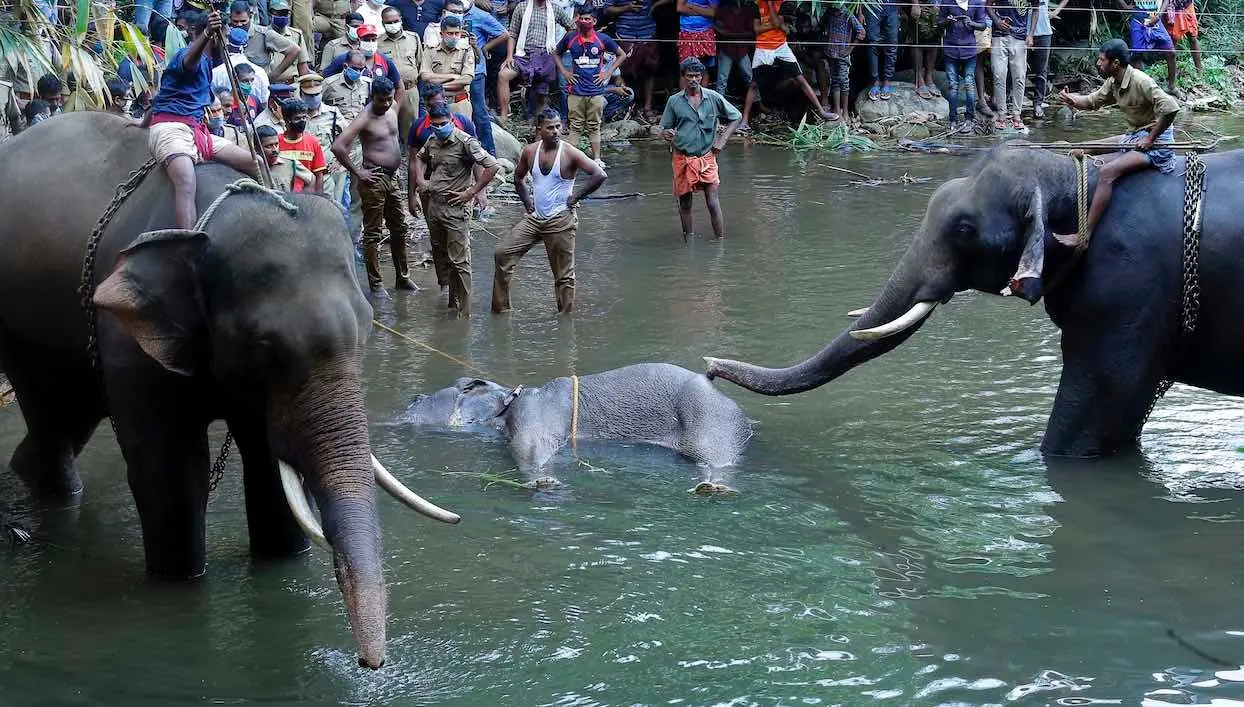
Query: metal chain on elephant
[
  {"left": 1137, "top": 152, "right": 1207, "bottom": 434},
  {"left": 78, "top": 172, "right": 300, "bottom": 494}
]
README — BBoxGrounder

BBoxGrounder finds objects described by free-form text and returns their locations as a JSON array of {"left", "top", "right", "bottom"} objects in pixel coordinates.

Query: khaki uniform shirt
[
  {"left": 379, "top": 31, "right": 422, "bottom": 90},
  {"left": 306, "top": 104, "right": 345, "bottom": 171},
  {"left": 322, "top": 73, "right": 372, "bottom": 121},
  {"left": 268, "top": 156, "right": 316, "bottom": 192},
  {"left": 419, "top": 44, "right": 475, "bottom": 98},
  {"left": 315, "top": 0, "right": 351, "bottom": 18},
  {"left": 1085, "top": 65, "right": 1181, "bottom": 131},
  {"left": 319, "top": 37, "right": 356, "bottom": 70},
  {"left": 252, "top": 108, "right": 284, "bottom": 132},
  {"left": 246, "top": 24, "right": 299, "bottom": 71},
  {"left": 217, "top": 122, "right": 250, "bottom": 147},
  {"left": 269, "top": 27, "right": 313, "bottom": 82},
  {"left": 417, "top": 127, "right": 498, "bottom": 197}
]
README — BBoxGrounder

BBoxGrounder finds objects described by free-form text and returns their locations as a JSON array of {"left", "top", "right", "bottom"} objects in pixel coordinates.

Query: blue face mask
[
  {"left": 208, "top": 116, "right": 225, "bottom": 134},
  {"left": 432, "top": 122, "right": 454, "bottom": 140},
  {"left": 271, "top": 15, "right": 290, "bottom": 30},
  {"left": 344, "top": 67, "right": 361, "bottom": 82},
  {"left": 302, "top": 93, "right": 322, "bottom": 109}
]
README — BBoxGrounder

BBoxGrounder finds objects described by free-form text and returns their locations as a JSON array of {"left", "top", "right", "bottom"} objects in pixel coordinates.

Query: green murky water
[{"left": 3, "top": 115, "right": 1244, "bottom": 706}]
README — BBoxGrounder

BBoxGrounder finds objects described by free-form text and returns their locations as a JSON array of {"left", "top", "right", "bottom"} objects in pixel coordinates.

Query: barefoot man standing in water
[
  {"left": 659, "top": 57, "right": 741, "bottom": 241},
  {"left": 332, "top": 75, "right": 417, "bottom": 296},
  {"left": 491, "top": 108, "right": 607, "bottom": 315}
]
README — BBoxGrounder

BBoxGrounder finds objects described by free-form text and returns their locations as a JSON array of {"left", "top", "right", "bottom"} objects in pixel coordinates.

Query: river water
[{"left": 3, "top": 116, "right": 1244, "bottom": 706}]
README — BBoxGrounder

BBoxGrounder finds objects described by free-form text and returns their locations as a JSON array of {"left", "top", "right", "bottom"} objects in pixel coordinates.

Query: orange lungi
[
  {"left": 1165, "top": 3, "right": 1199, "bottom": 40},
  {"left": 672, "top": 151, "right": 720, "bottom": 197}
]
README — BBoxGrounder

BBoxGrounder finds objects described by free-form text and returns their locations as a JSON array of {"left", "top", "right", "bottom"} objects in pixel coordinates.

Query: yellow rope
[
  {"left": 371, "top": 319, "right": 514, "bottom": 388},
  {"left": 1075, "top": 152, "right": 1090, "bottom": 252},
  {"left": 571, "top": 374, "right": 579, "bottom": 454}
]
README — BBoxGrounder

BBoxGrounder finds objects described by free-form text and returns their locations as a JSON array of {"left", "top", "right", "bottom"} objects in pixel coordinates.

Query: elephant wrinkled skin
[
  {"left": 0, "top": 112, "right": 443, "bottom": 669},
  {"left": 405, "top": 363, "right": 754, "bottom": 470},
  {"left": 706, "top": 145, "right": 1244, "bottom": 459}
]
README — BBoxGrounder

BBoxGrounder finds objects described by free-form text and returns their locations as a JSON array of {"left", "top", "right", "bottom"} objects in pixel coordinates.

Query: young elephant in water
[{"left": 404, "top": 363, "right": 754, "bottom": 470}]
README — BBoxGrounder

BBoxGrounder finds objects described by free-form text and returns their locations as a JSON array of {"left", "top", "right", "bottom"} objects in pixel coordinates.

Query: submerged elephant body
[
  {"left": 0, "top": 112, "right": 454, "bottom": 668},
  {"left": 707, "top": 146, "right": 1244, "bottom": 459},
  {"left": 405, "top": 363, "right": 754, "bottom": 469}
]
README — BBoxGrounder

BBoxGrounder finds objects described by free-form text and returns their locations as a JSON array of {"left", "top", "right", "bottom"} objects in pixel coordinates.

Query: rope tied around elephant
[{"left": 78, "top": 170, "right": 303, "bottom": 495}]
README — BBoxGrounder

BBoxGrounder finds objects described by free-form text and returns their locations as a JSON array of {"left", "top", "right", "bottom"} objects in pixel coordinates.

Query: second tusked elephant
[
  {"left": 706, "top": 145, "right": 1244, "bottom": 459},
  {"left": 404, "top": 363, "right": 754, "bottom": 470}
]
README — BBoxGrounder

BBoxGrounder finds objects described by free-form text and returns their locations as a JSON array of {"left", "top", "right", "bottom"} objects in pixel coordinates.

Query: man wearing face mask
[
  {"left": 229, "top": 1, "right": 302, "bottom": 82},
  {"left": 297, "top": 73, "right": 346, "bottom": 199},
  {"left": 555, "top": 5, "right": 624, "bottom": 167},
  {"left": 212, "top": 26, "right": 272, "bottom": 104},
  {"left": 379, "top": 5, "right": 423, "bottom": 142},
  {"left": 411, "top": 102, "right": 500, "bottom": 317},
  {"left": 253, "top": 82, "right": 297, "bottom": 130},
  {"left": 320, "top": 12, "right": 365, "bottom": 70},
  {"left": 257, "top": 124, "right": 317, "bottom": 191},
  {"left": 226, "top": 65, "right": 264, "bottom": 124},
  {"left": 266, "top": 0, "right": 313, "bottom": 83},
  {"left": 210, "top": 88, "right": 249, "bottom": 143},
  {"left": 419, "top": 14, "right": 475, "bottom": 116},
  {"left": 333, "top": 76, "right": 419, "bottom": 295},
  {"left": 323, "top": 25, "right": 407, "bottom": 110},
  {"left": 278, "top": 97, "right": 328, "bottom": 193}
]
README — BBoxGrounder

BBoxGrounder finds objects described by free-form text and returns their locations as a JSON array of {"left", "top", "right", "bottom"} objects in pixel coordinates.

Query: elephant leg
[
  {"left": 0, "top": 342, "right": 102, "bottom": 501},
  {"left": 1042, "top": 321, "right": 1170, "bottom": 459},
  {"left": 109, "top": 377, "right": 212, "bottom": 579},
  {"left": 227, "top": 414, "right": 311, "bottom": 559}
]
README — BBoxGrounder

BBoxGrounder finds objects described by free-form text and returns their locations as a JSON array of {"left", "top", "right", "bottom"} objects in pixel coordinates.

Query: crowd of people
[{"left": 0, "top": 0, "right": 1198, "bottom": 319}]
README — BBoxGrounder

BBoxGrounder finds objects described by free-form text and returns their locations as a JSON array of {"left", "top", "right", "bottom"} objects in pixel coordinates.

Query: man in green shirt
[
  {"left": 659, "top": 57, "right": 742, "bottom": 241},
  {"left": 1057, "top": 39, "right": 1179, "bottom": 245}
]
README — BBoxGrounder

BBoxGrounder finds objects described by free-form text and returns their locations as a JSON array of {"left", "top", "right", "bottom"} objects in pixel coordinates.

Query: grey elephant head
[
  {"left": 706, "top": 146, "right": 1083, "bottom": 394},
  {"left": 90, "top": 172, "right": 452, "bottom": 669},
  {"left": 405, "top": 378, "right": 513, "bottom": 429}
]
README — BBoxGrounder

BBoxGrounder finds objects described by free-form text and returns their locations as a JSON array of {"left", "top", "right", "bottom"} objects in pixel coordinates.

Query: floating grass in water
[
  {"left": 440, "top": 468, "right": 562, "bottom": 491},
  {"left": 783, "top": 115, "right": 878, "bottom": 153}
]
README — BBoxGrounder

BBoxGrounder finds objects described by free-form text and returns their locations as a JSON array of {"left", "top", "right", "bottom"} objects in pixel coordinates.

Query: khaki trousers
[
  {"left": 566, "top": 94, "right": 604, "bottom": 152},
  {"left": 427, "top": 197, "right": 472, "bottom": 317},
  {"left": 359, "top": 171, "right": 410, "bottom": 288},
  {"left": 312, "top": 13, "right": 345, "bottom": 43},
  {"left": 491, "top": 209, "right": 577, "bottom": 314},
  {"left": 291, "top": 0, "right": 314, "bottom": 59}
]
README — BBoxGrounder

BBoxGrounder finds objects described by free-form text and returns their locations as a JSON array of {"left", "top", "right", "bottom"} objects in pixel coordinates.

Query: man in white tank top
[{"left": 491, "top": 108, "right": 607, "bottom": 314}]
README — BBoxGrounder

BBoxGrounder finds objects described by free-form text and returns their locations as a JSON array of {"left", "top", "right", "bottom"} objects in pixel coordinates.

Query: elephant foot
[
  {"left": 688, "top": 481, "right": 739, "bottom": 497},
  {"left": 10, "top": 441, "right": 85, "bottom": 506}
]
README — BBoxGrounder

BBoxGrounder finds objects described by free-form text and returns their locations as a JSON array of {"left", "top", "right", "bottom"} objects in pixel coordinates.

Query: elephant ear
[
  {"left": 1003, "top": 186, "right": 1051, "bottom": 304},
  {"left": 92, "top": 229, "right": 210, "bottom": 376}
]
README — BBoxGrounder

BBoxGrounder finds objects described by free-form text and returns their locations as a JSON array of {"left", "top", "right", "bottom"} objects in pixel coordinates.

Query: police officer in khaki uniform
[
  {"left": 319, "top": 12, "right": 364, "bottom": 69},
  {"left": 229, "top": 0, "right": 302, "bottom": 82},
  {"left": 297, "top": 73, "right": 347, "bottom": 204},
  {"left": 322, "top": 55, "right": 372, "bottom": 240},
  {"left": 378, "top": 5, "right": 422, "bottom": 143},
  {"left": 419, "top": 15, "right": 475, "bottom": 117},
  {"left": 411, "top": 102, "right": 499, "bottom": 318},
  {"left": 267, "top": 0, "right": 313, "bottom": 83},
  {"left": 314, "top": 0, "right": 353, "bottom": 45}
]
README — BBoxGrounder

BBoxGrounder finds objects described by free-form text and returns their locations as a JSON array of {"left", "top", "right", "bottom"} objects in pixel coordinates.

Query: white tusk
[
  {"left": 278, "top": 461, "right": 331, "bottom": 551},
  {"left": 846, "top": 307, "right": 869, "bottom": 318},
  {"left": 849, "top": 301, "right": 938, "bottom": 341},
  {"left": 371, "top": 455, "right": 462, "bottom": 525}
]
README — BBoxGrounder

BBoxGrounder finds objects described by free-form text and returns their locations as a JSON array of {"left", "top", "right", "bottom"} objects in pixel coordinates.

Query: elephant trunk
[
  {"left": 275, "top": 356, "right": 388, "bottom": 670},
  {"left": 706, "top": 236, "right": 953, "bottom": 395}
]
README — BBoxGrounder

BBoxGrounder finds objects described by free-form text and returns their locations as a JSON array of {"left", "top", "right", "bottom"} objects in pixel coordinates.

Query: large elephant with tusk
[
  {"left": 0, "top": 112, "right": 458, "bottom": 669},
  {"left": 706, "top": 145, "right": 1244, "bottom": 459}
]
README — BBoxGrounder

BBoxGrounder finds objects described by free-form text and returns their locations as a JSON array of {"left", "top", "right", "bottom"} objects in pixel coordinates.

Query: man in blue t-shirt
[
  {"left": 555, "top": 5, "right": 626, "bottom": 166},
  {"left": 146, "top": 8, "right": 258, "bottom": 229}
]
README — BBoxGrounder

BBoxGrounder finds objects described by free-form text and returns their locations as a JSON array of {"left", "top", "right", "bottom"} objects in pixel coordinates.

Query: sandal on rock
[
  {"left": 868, "top": 85, "right": 881, "bottom": 101},
  {"left": 881, "top": 84, "right": 893, "bottom": 100},
  {"left": 916, "top": 84, "right": 932, "bottom": 99}
]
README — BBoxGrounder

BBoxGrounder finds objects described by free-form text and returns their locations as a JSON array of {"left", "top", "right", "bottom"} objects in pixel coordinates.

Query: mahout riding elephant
[
  {"left": 0, "top": 112, "right": 459, "bottom": 669},
  {"left": 706, "top": 145, "right": 1244, "bottom": 459},
  {"left": 404, "top": 363, "right": 755, "bottom": 470}
]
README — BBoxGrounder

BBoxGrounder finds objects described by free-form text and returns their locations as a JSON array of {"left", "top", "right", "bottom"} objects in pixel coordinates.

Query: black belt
[{"left": 362, "top": 161, "right": 399, "bottom": 176}]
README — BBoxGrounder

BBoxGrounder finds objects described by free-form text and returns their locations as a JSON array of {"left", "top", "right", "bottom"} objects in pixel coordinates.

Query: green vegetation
[
  {"left": 765, "top": 116, "right": 879, "bottom": 152},
  {"left": 0, "top": 0, "right": 156, "bottom": 109}
]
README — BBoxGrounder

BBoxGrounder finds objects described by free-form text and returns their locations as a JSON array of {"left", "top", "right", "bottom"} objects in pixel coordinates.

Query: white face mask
[
  {"left": 359, "top": 39, "right": 378, "bottom": 53},
  {"left": 383, "top": 21, "right": 403, "bottom": 35},
  {"left": 367, "top": 0, "right": 383, "bottom": 6}
]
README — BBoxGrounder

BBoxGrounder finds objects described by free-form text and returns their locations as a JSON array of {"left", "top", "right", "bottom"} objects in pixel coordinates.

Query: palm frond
[{"left": 0, "top": 22, "right": 56, "bottom": 89}]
